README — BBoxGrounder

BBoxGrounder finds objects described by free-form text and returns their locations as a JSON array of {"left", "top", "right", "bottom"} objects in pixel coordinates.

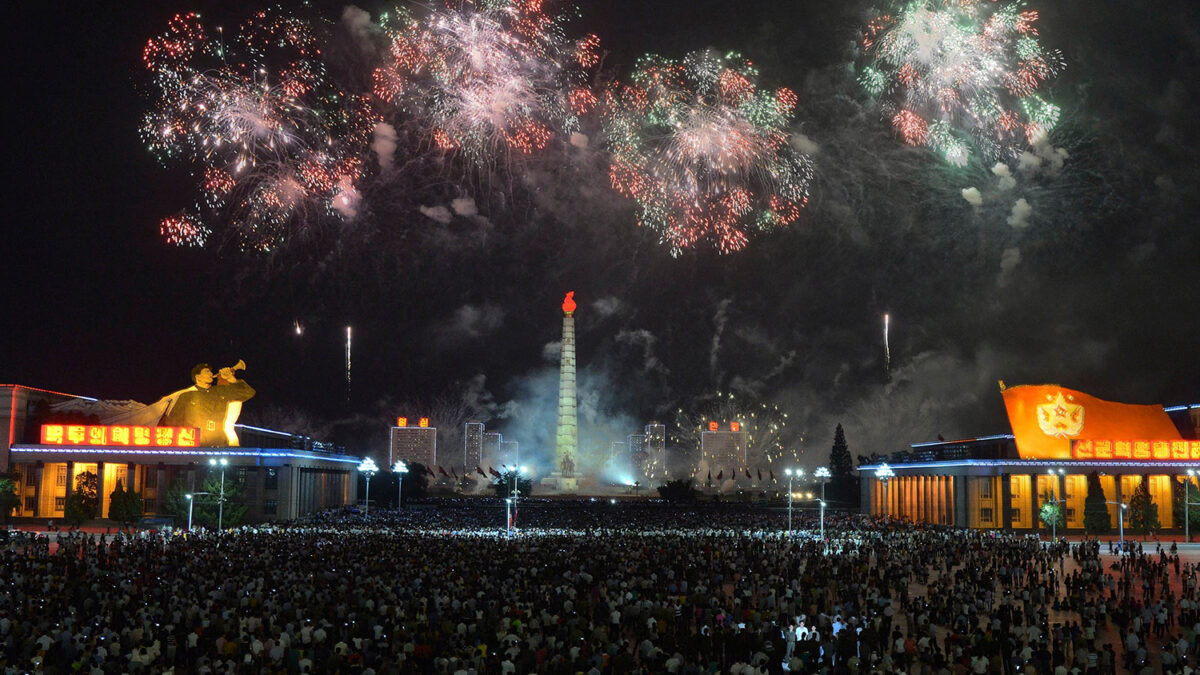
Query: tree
[
  {"left": 108, "top": 479, "right": 144, "bottom": 527},
  {"left": 1039, "top": 491, "right": 1065, "bottom": 531},
  {"left": 1128, "top": 475, "right": 1160, "bottom": 537},
  {"left": 188, "top": 474, "right": 247, "bottom": 529},
  {"left": 656, "top": 478, "right": 698, "bottom": 503},
  {"left": 828, "top": 424, "right": 860, "bottom": 507},
  {"left": 158, "top": 478, "right": 192, "bottom": 523},
  {"left": 1082, "top": 471, "right": 1111, "bottom": 534},
  {"left": 64, "top": 471, "right": 100, "bottom": 526},
  {"left": 399, "top": 463, "right": 431, "bottom": 505},
  {"left": 0, "top": 473, "right": 19, "bottom": 526},
  {"left": 1173, "top": 477, "right": 1200, "bottom": 538},
  {"left": 491, "top": 470, "right": 533, "bottom": 499}
]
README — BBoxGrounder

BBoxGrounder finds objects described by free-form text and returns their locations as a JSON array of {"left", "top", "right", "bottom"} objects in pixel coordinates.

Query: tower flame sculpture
[{"left": 553, "top": 291, "right": 579, "bottom": 490}]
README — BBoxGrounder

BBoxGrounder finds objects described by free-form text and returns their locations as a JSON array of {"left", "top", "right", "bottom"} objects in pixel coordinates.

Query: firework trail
[
  {"left": 603, "top": 50, "right": 814, "bottom": 256},
  {"left": 373, "top": 0, "right": 600, "bottom": 165},
  {"left": 859, "top": 0, "right": 1064, "bottom": 166},
  {"left": 142, "top": 8, "right": 375, "bottom": 250}
]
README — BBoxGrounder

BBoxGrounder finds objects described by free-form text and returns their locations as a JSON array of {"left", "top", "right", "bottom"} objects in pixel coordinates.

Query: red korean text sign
[
  {"left": 40, "top": 424, "right": 200, "bottom": 448},
  {"left": 1071, "top": 439, "right": 1200, "bottom": 461}
]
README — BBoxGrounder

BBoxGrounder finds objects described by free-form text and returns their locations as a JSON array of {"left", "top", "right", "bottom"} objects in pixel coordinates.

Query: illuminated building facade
[
  {"left": 482, "top": 432, "right": 502, "bottom": 466},
  {"left": 701, "top": 426, "right": 748, "bottom": 475},
  {"left": 464, "top": 422, "right": 484, "bottom": 471},
  {"left": 390, "top": 420, "right": 437, "bottom": 469},
  {"left": 499, "top": 440, "right": 519, "bottom": 468},
  {"left": 2, "top": 384, "right": 361, "bottom": 523},
  {"left": 857, "top": 384, "right": 1200, "bottom": 532},
  {"left": 645, "top": 423, "right": 666, "bottom": 456}
]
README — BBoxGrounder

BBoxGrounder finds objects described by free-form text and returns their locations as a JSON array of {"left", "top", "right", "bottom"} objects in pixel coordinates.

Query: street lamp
[
  {"left": 504, "top": 465, "right": 526, "bottom": 534},
  {"left": 207, "top": 457, "right": 229, "bottom": 531},
  {"left": 184, "top": 491, "right": 211, "bottom": 531},
  {"left": 358, "top": 457, "right": 379, "bottom": 516},
  {"left": 814, "top": 465, "right": 831, "bottom": 505},
  {"left": 875, "top": 464, "right": 895, "bottom": 518},
  {"left": 393, "top": 461, "right": 409, "bottom": 510},
  {"left": 1045, "top": 468, "right": 1067, "bottom": 542}
]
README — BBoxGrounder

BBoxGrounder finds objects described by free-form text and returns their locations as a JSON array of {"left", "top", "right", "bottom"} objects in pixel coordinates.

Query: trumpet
[{"left": 218, "top": 359, "right": 246, "bottom": 381}]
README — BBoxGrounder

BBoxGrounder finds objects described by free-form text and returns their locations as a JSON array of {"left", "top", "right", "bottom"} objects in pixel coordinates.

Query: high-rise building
[
  {"left": 627, "top": 434, "right": 645, "bottom": 457},
  {"left": 390, "top": 422, "right": 437, "bottom": 468},
  {"left": 482, "top": 432, "right": 502, "bottom": 467},
  {"left": 645, "top": 423, "right": 666, "bottom": 455},
  {"left": 499, "top": 440, "right": 519, "bottom": 468},
  {"left": 701, "top": 429, "right": 747, "bottom": 475},
  {"left": 552, "top": 292, "right": 579, "bottom": 489},
  {"left": 464, "top": 422, "right": 484, "bottom": 471}
]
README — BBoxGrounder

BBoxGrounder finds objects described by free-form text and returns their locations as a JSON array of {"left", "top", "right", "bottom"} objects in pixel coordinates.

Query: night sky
[{"left": 3, "top": 1, "right": 1197, "bottom": 466}]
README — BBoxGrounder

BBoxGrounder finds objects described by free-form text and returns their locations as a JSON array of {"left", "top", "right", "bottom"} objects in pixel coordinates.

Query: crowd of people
[{"left": 3, "top": 499, "right": 1200, "bottom": 674}]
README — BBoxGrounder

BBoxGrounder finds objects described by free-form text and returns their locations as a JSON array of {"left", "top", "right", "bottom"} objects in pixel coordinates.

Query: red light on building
[
  {"left": 708, "top": 421, "right": 719, "bottom": 432},
  {"left": 418, "top": 417, "right": 430, "bottom": 428},
  {"left": 730, "top": 422, "right": 741, "bottom": 432},
  {"left": 397, "top": 417, "right": 408, "bottom": 428}
]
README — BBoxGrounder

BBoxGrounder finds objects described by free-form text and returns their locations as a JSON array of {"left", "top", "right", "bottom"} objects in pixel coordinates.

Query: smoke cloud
[
  {"left": 1006, "top": 198, "right": 1033, "bottom": 229},
  {"left": 992, "top": 163, "right": 1016, "bottom": 191},
  {"left": 371, "top": 123, "right": 397, "bottom": 170},
  {"left": 961, "top": 187, "right": 983, "bottom": 206},
  {"left": 997, "top": 247, "right": 1022, "bottom": 286},
  {"left": 419, "top": 205, "right": 453, "bottom": 224}
]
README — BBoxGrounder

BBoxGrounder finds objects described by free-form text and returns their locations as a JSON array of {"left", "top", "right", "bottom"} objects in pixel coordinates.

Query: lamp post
[
  {"left": 1046, "top": 468, "right": 1067, "bottom": 542},
  {"left": 818, "top": 499, "right": 827, "bottom": 544},
  {"left": 184, "top": 491, "right": 211, "bottom": 531},
  {"left": 504, "top": 465, "right": 526, "bottom": 534},
  {"left": 785, "top": 469, "right": 795, "bottom": 535},
  {"left": 393, "top": 461, "right": 409, "bottom": 510},
  {"left": 207, "top": 457, "right": 228, "bottom": 531},
  {"left": 814, "top": 467, "right": 831, "bottom": 536},
  {"left": 875, "top": 464, "right": 895, "bottom": 518},
  {"left": 358, "top": 457, "right": 379, "bottom": 516}
]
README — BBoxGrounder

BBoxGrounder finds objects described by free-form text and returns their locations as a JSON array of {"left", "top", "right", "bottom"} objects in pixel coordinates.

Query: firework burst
[
  {"left": 142, "top": 8, "right": 375, "bottom": 250},
  {"left": 603, "top": 50, "right": 813, "bottom": 256},
  {"left": 672, "top": 391, "right": 798, "bottom": 473},
  {"left": 859, "top": 0, "right": 1064, "bottom": 165},
  {"left": 373, "top": 0, "right": 600, "bottom": 164}
]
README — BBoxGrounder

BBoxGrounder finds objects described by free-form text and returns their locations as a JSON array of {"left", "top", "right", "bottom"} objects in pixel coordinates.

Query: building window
[
  {"left": 980, "top": 480, "right": 992, "bottom": 499},
  {"left": 144, "top": 470, "right": 158, "bottom": 489},
  {"left": 264, "top": 468, "right": 279, "bottom": 490},
  {"left": 1066, "top": 508, "right": 1076, "bottom": 520},
  {"left": 980, "top": 507, "right": 994, "bottom": 523},
  {"left": 236, "top": 467, "right": 249, "bottom": 486},
  {"left": 25, "top": 496, "right": 35, "bottom": 511},
  {"left": 1011, "top": 509, "right": 1021, "bottom": 522},
  {"left": 56, "top": 465, "right": 68, "bottom": 487},
  {"left": 55, "top": 497, "right": 66, "bottom": 511},
  {"left": 264, "top": 500, "right": 278, "bottom": 515}
]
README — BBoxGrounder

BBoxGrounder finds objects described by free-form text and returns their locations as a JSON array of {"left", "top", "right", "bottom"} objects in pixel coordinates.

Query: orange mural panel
[{"left": 1002, "top": 384, "right": 1182, "bottom": 460}]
